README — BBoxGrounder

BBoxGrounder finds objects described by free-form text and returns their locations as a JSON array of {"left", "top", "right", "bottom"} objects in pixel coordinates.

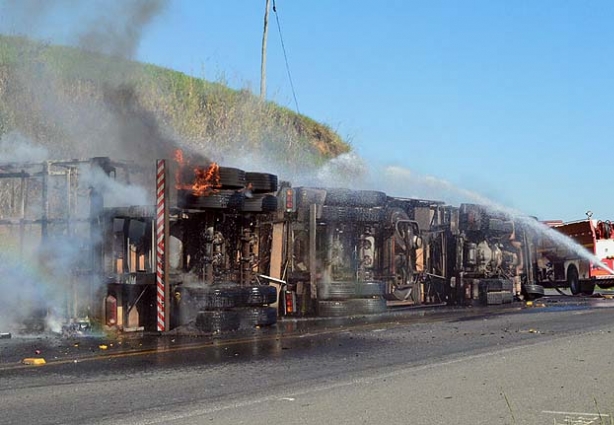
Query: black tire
[
  {"left": 356, "top": 190, "right": 388, "bottom": 207},
  {"left": 582, "top": 283, "right": 596, "bottom": 296},
  {"left": 568, "top": 265, "right": 581, "bottom": 295},
  {"left": 319, "top": 206, "right": 385, "bottom": 223},
  {"left": 178, "top": 190, "right": 244, "bottom": 210},
  {"left": 195, "top": 310, "right": 241, "bottom": 333},
  {"left": 218, "top": 167, "right": 246, "bottom": 189},
  {"left": 317, "top": 281, "right": 385, "bottom": 300},
  {"left": 317, "top": 282, "right": 357, "bottom": 300},
  {"left": 317, "top": 298, "right": 387, "bottom": 317},
  {"left": 319, "top": 206, "right": 350, "bottom": 222},
  {"left": 324, "top": 189, "right": 387, "bottom": 208},
  {"left": 237, "top": 307, "right": 277, "bottom": 328},
  {"left": 173, "top": 288, "right": 197, "bottom": 326},
  {"left": 244, "top": 285, "right": 277, "bottom": 306},
  {"left": 245, "top": 172, "right": 278, "bottom": 193},
  {"left": 354, "top": 207, "right": 385, "bottom": 222},
  {"left": 323, "top": 188, "right": 354, "bottom": 206},
  {"left": 241, "top": 194, "right": 278, "bottom": 213},
  {"left": 355, "top": 281, "right": 386, "bottom": 298},
  {"left": 183, "top": 285, "right": 247, "bottom": 310},
  {"left": 522, "top": 284, "right": 545, "bottom": 300}
]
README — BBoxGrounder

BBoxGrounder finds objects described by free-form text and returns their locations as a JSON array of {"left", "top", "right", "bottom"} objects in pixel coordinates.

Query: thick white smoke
[
  {"left": 0, "top": 131, "right": 49, "bottom": 163},
  {"left": 0, "top": 1, "right": 168, "bottom": 333}
]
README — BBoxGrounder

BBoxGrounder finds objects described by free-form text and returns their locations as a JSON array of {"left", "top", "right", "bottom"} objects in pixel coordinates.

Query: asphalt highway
[{"left": 2, "top": 296, "right": 614, "bottom": 425}]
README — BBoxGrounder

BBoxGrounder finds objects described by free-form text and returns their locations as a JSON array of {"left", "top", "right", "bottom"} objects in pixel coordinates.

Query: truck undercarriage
[{"left": 0, "top": 155, "right": 559, "bottom": 335}]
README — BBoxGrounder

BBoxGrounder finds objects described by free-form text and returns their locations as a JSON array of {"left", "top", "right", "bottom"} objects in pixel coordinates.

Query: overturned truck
[{"left": 0, "top": 155, "right": 547, "bottom": 334}]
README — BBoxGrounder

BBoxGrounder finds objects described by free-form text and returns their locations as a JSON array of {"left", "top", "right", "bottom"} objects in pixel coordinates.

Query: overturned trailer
[
  {"left": 1, "top": 155, "right": 550, "bottom": 334},
  {"left": 0, "top": 157, "right": 143, "bottom": 332}
]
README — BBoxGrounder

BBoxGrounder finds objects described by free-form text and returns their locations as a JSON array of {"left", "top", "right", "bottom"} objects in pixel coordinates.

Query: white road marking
[{"left": 543, "top": 410, "right": 609, "bottom": 417}]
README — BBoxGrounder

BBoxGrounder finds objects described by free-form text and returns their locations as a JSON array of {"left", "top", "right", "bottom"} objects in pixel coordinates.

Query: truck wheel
[
  {"left": 237, "top": 307, "right": 277, "bottom": 328},
  {"left": 184, "top": 285, "right": 247, "bottom": 310},
  {"left": 317, "top": 281, "right": 386, "bottom": 300},
  {"left": 354, "top": 207, "right": 385, "bottom": 222},
  {"left": 317, "top": 298, "right": 386, "bottom": 317},
  {"left": 320, "top": 206, "right": 348, "bottom": 222},
  {"left": 352, "top": 190, "right": 387, "bottom": 207},
  {"left": 195, "top": 310, "right": 241, "bottom": 333},
  {"left": 323, "top": 188, "right": 356, "bottom": 206},
  {"left": 244, "top": 285, "right": 277, "bottom": 306},
  {"left": 355, "top": 282, "right": 386, "bottom": 298},
  {"left": 178, "top": 190, "right": 244, "bottom": 210},
  {"left": 522, "top": 284, "right": 545, "bottom": 300},
  {"left": 241, "top": 194, "right": 278, "bottom": 213},
  {"left": 582, "top": 283, "right": 595, "bottom": 296},
  {"left": 324, "top": 189, "right": 387, "bottom": 207},
  {"left": 317, "top": 282, "right": 356, "bottom": 300},
  {"left": 245, "top": 172, "right": 278, "bottom": 193},
  {"left": 218, "top": 167, "right": 246, "bottom": 189},
  {"left": 317, "top": 300, "right": 351, "bottom": 316},
  {"left": 568, "top": 266, "right": 581, "bottom": 295}
]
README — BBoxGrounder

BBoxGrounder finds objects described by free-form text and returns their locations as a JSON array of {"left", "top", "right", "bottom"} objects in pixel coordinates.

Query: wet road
[{"left": 2, "top": 296, "right": 614, "bottom": 425}]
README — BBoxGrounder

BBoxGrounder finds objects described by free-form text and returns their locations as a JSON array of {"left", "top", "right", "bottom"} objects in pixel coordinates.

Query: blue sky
[{"left": 2, "top": 0, "right": 613, "bottom": 221}]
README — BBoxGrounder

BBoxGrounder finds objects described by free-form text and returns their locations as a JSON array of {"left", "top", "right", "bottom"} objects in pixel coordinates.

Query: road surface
[{"left": 2, "top": 299, "right": 614, "bottom": 424}]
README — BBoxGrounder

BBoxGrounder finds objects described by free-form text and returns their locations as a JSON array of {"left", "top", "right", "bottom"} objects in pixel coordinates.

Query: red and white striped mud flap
[{"left": 156, "top": 160, "right": 166, "bottom": 332}]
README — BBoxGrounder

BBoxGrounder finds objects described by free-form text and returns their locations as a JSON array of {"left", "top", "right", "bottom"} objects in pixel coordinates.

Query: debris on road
[
  {"left": 22, "top": 358, "right": 46, "bottom": 366},
  {"left": 61, "top": 317, "right": 93, "bottom": 338}
]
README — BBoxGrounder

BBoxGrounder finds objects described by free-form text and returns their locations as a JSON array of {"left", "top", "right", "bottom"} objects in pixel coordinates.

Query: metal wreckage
[{"left": 0, "top": 154, "right": 612, "bottom": 335}]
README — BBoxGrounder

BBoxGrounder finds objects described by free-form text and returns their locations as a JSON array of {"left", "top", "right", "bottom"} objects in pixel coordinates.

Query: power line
[{"left": 272, "top": 0, "right": 300, "bottom": 114}]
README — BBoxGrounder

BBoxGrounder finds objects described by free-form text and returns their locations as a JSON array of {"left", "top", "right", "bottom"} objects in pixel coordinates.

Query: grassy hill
[{"left": 0, "top": 35, "right": 350, "bottom": 171}]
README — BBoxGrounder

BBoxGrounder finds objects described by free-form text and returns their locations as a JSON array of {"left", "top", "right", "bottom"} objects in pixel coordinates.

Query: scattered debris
[
  {"left": 61, "top": 317, "right": 93, "bottom": 338},
  {"left": 22, "top": 358, "right": 46, "bottom": 366}
]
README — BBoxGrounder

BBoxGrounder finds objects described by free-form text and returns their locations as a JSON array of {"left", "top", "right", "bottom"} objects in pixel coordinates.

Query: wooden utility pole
[{"left": 260, "top": 0, "right": 271, "bottom": 100}]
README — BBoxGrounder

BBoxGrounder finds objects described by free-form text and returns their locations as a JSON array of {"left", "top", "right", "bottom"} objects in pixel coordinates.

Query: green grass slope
[{"left": 0, "top": 35, "right": 350, "bottom": 168}]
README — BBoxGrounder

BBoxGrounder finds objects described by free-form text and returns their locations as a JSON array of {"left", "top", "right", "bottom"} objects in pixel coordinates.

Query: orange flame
[{"left": 174, "top": 149, "right": 221, "bottom": 196}]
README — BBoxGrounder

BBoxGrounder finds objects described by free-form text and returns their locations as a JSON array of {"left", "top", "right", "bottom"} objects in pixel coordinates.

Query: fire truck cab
[{"left": 536, "top": 217, "right": 614, "bottom": 295}]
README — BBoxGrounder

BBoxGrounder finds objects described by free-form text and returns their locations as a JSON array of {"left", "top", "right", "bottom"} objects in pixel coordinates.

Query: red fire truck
[{"left": 535, "top": 215, "right": 614, "bottom": 295}]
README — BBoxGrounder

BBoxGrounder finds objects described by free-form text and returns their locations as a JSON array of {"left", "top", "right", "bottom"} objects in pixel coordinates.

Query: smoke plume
[{"left": 0, "top": 0, "right": 169, "bottom": 333}]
